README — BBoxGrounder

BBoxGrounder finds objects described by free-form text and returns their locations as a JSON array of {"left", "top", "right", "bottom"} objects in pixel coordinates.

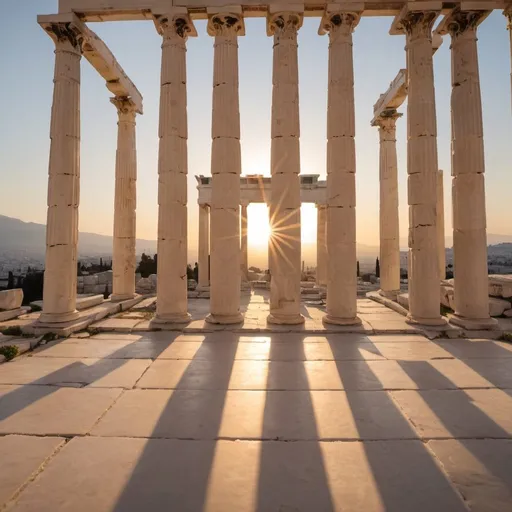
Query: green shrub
[{"left": 0, "top": 345, "right": 19, "bottom": 361}]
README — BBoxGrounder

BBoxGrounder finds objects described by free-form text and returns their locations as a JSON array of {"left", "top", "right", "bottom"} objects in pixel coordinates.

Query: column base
[
  {"left": 405, "top": 314, "right": 447, "bottom": 327},
  {"left": 38, "top": 310, "right": 80, "bottom": 324},
  {"left": 196, "top": 285, "right": 210, "bottom": 292},
  {"left": 205, "top": 312, "right": 244, "bottom": 325},
  {"left": 322, "top": 314, "right": 362, "bottom": 326},
  {"left": 379, "top": 289, "right": 400, "bottom": 300},
  {"left": 267, "top": 313, "right": 305, "bottom": 325},
  {"left": 449, "top": 314, "right": 499, "bottom": 331},
  {"left": 110, "top": 293, "right": 135, "bottom": 303},
  {"left": 152, "top": 312, "right": 192, "bottom": 325}
]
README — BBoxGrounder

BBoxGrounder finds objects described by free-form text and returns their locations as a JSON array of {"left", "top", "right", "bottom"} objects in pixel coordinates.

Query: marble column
[
  {"left": 153, "top": 13, "right": 196, "bottom": 324},
  {"left": 240, "top": 203, "right": 249, "bottom": 281},
  {"left": 110, "top": 98, "right": 138, "bottom": 302},
  {"left": 395, "top": 9, "right": 445, "bottom": 325},
  {"left": 441, "top": 9, "right": 495, "bottom": 329},
  {"left": 374, "top": 112, "right": 401, "bottom": 298},
  {"left": 316, "top": 205, "right": 327, "bottom": 287},
  {"left": 504, "top": 9, "right": 512, "bottom": 107},
  {"left": 40, "top": 23, "right": 83, "bottom": 324},
  {"left": 437, "top": 169, "right": 446, "bottom": 281},
  {"left": 206, "top": 11, "right": 244, "bottom": 324},
  {"left": 320, "top": 11, "right": 361, "bottom": 325},
  {"left": 197, "top": 203, "right": 210, "bottom": 289},
  {"left": 267, "top": 11, "right": 304, "bottom": 325}
]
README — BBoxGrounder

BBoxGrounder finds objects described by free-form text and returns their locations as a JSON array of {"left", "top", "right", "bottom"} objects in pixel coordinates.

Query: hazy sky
[{"left": 1, "top": 2, "right": 511, "bottom": 256}]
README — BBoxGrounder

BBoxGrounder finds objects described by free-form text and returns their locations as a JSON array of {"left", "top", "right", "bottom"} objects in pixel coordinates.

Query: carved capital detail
[
  {"left": 111, "top": 97, "right": 138, "bottom": 121},
  {"left": 374, "top": 111, "right": 402, "bottom": 133},
  {"left": 43, "top": 22, "right": 84, "bottom": 53},
  {"left": 320, "top": 11, "right": 361, "bottom": 38},
  {"left": 505, "top": 9, "right": 512, "bottom": 29},
  {"left": 154, "top": 14, "right": 196, "bottom": 41},
  {"left": 207, "top": 13, "right": 245, "bottom": 37},
  {"left": 267, "top": 12, "right": 303, "bottom": 37},
  {"left": 446, "top": 10, "right": 488, "bottom": 38},
  {"left": 398, "top": 11, "right": 438, "bottom": 39}
]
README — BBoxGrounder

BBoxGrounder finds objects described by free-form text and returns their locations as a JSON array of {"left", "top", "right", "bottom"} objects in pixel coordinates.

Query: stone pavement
[{"left": 1, "top": 330, "right": 512, "bottom": 511}]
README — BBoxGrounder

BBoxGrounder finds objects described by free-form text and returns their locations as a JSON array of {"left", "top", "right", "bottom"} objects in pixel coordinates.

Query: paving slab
[
  {"left": 7, "top": 437, "right": 468, "bottom": 512},
  {"left": 370, "top": 341, "right": 454, "bottom": 360},
  {"left": 32, "top": 337, "right": 171, "bottom": 359},
  {"left": 434, "top": 339, "right": 512, "bottom": 359},
  {"left": 90, "top": 318, "right": 142, "bottom": 332},
  {"left": 428, "top": 439, "right": 512, "bottom": 512},
  {"left": 0, "top": 357, "right": 151, "bottom": 389},
  {"left": 0, "top": 385, "right": 122, "bottom": 435},
  {"left": 392, "top": 389, "right": 512, "bottom": 439},
  {"left": 92, "top": 389, "right": 418, "bottom": 441},
  {"left": 0, "top": 435, "right": 64, "bottom": 508}
]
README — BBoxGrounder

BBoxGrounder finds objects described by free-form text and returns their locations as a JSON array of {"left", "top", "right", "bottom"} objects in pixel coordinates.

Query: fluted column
[
  {"left": 320, "top": 11, "right": 361, "bottom": 325},
  {"left": 440, "top": 9, "right": 495, "bottom": 329},
  {"left": 395, "top": 9, "right": 445, "bottom": 325},
  {"left": 437, "top": 169, "right": 445, "bottom": 280},
  {"left": 206, "top": 11, "right": 244, "bottom": 324},
  {"left": 153, "top": 13, "right": 196, "bottom": 324},
  {"left": 111, "top": 98, "right": 138, "bottom": 302},
  {"left": 504, "top": 9, "right": 512, "bottom": 107},
  {"left": 197, "top": 203, "right": 210, "bottom": 290},
  {"left": 241, "top": 203, "right": 249, "bottom": 281},
  {"left": 39, "top": 23, "right": 83, "bottom": 324},
  {"left": 374, "top": 112, "right": 401, "bottom": 298},
  {"left": 316, "top": 205, "right": 327, "bottom": 287},
  {"left": 267, "top": 11, "right": 304, "bottom": 325}
]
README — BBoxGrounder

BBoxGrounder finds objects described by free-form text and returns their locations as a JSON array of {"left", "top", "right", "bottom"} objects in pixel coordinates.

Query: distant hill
[{"left": 0, "top": 215, "right": 157, "bottom": 258}]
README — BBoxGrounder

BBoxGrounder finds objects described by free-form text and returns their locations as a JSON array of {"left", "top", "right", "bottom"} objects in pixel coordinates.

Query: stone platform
[{"left": 1, "top": 328, "right": 512, "bottom": 511}]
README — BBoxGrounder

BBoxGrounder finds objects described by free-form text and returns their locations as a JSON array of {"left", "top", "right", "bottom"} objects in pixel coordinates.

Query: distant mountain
[{"left": 0, "top": 215, "right": 157, "bottom": 258}]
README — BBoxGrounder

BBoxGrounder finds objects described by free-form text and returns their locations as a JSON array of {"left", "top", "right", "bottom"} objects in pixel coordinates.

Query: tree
[
  {"left": 375, "top": 257, "right": 380, "bottom": 278},
  {"left": 22, "top": 271, "right": 44, "bottom": 304},
  {"left": 99, "top": 258, "right": 103, "bottom": 271},
  {"left": 7, "top": 272, "right": 14, "bottom": 289},
  {"left": 136, "top": 253, "right": 157, "bottom": 278},
  {"left": 186, "top": 264, "right": 194, "bottom": 280},
  {"left": 356, "top": 261, "right": 360, "bottom": 278},
  {"left": 16, "top": 275, "right": 23, "bottom": 288},
  {"left": 104, "top": 283, "right": 110, "bottom": 300}
]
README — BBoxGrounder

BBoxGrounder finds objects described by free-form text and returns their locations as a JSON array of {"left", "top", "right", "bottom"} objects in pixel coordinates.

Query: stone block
[
  {"left": 453, "top": 174, "right": 486, "bottom": 230},
  {"left": 409, "top": 204, "right": 436, "bottom": 228},
  {"left": 0, "top": 289, "right": 23, "bottom": 311},
  {"left": 211, "top": 138, "right": 242, "bottom": 175},
  {"left": 158, "top": 171, "right": 187, "bottom": 205},
  {"left": 326, "top": 171, "right": 356, "bottom": 207},
  {"left": 158, "top": 83, "right": 187, "bottom": 138},
  {"left": 327, "top": 137, "right": 355, "bottom": 174},
  {"left": 327, "top": 87, "right": 355, "bottom": 138},
  {"left": 440, "top": 285, "right": 454, "bottom": 309},
  {"left": 211, "top": 173, "right": 241, "bottom": 209},
  {"left": 489, "top": 297, "right": 511, "bottom": 317},
  {"left": 97, "top": 271, "right": 113, "bottom": 285},
  {"left": 271, "top": 174, "right": 301, "bottom": 210},
  {"left": 158, "top": 203, "right": 186, "bottom": 240},
  {"left": 83, "top": 275, "right": 98, "bottom": 286},
  {"left": 408, "top": 172, "right": 436, "bottom": 206},
  {"left": 212, "top": 83, "right": 241, "bottom": 139},
  {"left": 158, "top": 135, "right": 187, "bottom": 174},
  {"left": 271, "top": 136, "right": 300, "bottom": 175},
  {"left": 489, "top": 275, "right": 512, "bottom": 299}
]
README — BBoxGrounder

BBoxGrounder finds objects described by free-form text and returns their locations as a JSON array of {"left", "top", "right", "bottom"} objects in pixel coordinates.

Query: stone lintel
[
  {"left": 389, "top": 2, "right": 442, "bottom": 35},
  {"left": 38, "top": 13, "right": 143, "bottom": 114},
  {"left": 435, "top": 6, "right": 491, "bottom": 36},
  {"left": 371, "top": 68, "right": 407, "bottom": 125},
  {"left": 268, "top": 3, "right": 305, "bottom": 15}
]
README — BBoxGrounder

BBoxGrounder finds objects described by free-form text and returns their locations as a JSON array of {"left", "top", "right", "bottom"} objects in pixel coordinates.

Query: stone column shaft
[
  {"left": 111, "top": 98, "right": 138, "bottom": 302},
  {"left": 398, "top": 10, "right": 445, "bottom": 325},
  {"left": 376, "top": 113, "right": 401, "bottom": 298},
  {"left": 442, "top": 9, "right": 495, "bottom": 328},
  {"left": 241, "top": 204, "right": 249, "bottom": 281},
  {"left": 437, "top": 169, "right": 446, "bottom": 280},
  {"left": 320, "top": 11, "right": 361, "bottom": 325},
  {"left": 316, "top": 205, "right": 327, "bottom": 287},
  {"left": 267, "top": 11, "right": 304, "bottom": 325},
  {"left": 198, "top": 204, "right": 210, "bottom": 289},
  {"left": 505, "top": 10, "right": 512, "bottom": 108},
  {"left": 40, "top": 25, "right": 82, "bottom": 324},
  {"left": 154, "top": 14, "right": 196, "bottom": 324},
  {"left": 206, "top": 12, "right": 244, "bottom": 324}
]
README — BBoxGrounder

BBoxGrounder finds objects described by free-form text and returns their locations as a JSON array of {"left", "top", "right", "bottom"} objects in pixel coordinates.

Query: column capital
[
  {"left": 390, "top": 7, "right": 440, "bottom": 39},
  {"left": 505, "top": 6, "right": 512, "bottom": 27},
  {"left": 110, "top": 97, "right": 138, "bottom": 121},
  {"left": 153, "top": 12, "right": 197, "bottom": 41},
  {"left": 373, "top": 110, "right": 402, "bottom": 131},
  {"left": 207, "top": 12, "right": 245, "bottom": 37},
  {"left": 40, "top": 20, "right": 84, "bottom": 53},
  {"left": 267, "top": 11, "right": 303, "bottom": 37},
  {"left": 436, "top": 8, "right": 490, "bottom": 39},
  {"left": 319, "top": 11, "right": 361, "bottom": 37}
]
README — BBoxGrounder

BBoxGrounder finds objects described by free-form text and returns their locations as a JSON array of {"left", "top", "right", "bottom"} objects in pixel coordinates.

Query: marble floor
[{"left": 1, "top": 328, "right": 512, "bottom": 511}]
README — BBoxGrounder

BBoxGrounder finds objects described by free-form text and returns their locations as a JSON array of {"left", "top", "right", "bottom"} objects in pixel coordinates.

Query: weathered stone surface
[
  {"left": 0, "top": 435, "right": 64, "bottom": 507},
  {"left": 0, "top": 289, "right": 23, "bottom": 311},
  {"left": 489, "top": 297, "right": 511, "bottom": 317},
  {"left": 489, "top": 275, "right": 512, "bottom": 298}
]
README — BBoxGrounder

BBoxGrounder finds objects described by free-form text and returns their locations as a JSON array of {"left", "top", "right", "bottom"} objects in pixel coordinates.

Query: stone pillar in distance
[
  {"left": 206, "top": 10, "right": 244, "bottom": 324},
  {"left": 320, "top": 10, "right": 361, "bottom": 325},
  {"left": 316, "top": 204, "right": 327, "bottom": 287},
  {"left": 438, "top": 8, "right": 496, "bottom": 329},
  {"left": 240, "top": 203, "right": 249, "bottom": 282},
  {"left": 392, "top": 8, "right": 445, "bottom": 326},
  {"left": 111, "top": 98, "right": 138, "bottom": 302},
  {"left": 197, "top": 203, "right": 210, "bottom": 290},
  {"left": 436, "top": 169, "right": 446, "bottom": 281},
  {"left": 153, "top": 12, "right": 196, "bottom": 325},
  {"left": 374, "top": 112, "right": 401, "bottom": 298},
  {"left": 267, "top": 9, "right": 304, "bottom": 325},
  {"left": 39, "top": 22, "right": 83, "bottom": 324}
]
